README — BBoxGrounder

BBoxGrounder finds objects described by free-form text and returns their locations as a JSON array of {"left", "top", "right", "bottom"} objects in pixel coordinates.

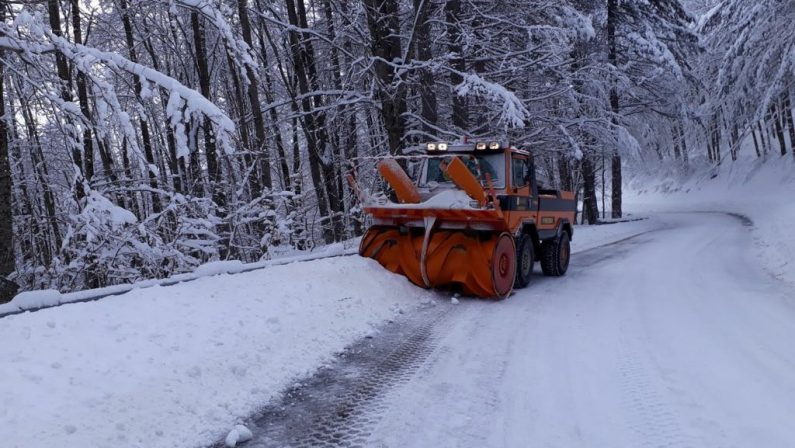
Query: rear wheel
[
  {"left": 540, "top": 232, "right": 570, "bottom": 277},
  {"left": 514, "top": 234, "right": 534, "bottom": 288},
  {"left": 491, "top": 233, "right": 517, "bottom": 298}
]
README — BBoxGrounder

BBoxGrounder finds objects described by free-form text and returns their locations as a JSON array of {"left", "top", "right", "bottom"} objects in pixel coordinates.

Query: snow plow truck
[{"left": 355, "top": 141, "right": 577, "bottom": 299}]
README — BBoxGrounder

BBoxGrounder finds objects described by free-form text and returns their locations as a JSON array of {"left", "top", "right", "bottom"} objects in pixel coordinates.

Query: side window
[{"left": 511, "top": 158, "right": 528, "bottom": 189}]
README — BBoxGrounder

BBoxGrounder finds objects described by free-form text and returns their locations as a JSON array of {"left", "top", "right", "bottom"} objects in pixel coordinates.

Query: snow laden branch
[
  {"left": 4, "top": 11, "right": 236, "bottom": 155},
  {"left": 168, "top": 0, "right": 258, "bottom": 75},
  {"left": 454, "top": 73, "right": 531, "bottom": 129}
]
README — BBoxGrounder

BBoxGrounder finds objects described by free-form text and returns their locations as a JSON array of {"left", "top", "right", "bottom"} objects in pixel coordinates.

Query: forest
[{"left": 0, "top": 0, "right": 793, "bottom": 301}]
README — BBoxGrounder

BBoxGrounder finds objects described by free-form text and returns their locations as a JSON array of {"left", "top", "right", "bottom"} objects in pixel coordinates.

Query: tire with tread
[
  {"left": 540, "top": 232, "right": 570, "bottom": 277},
  {"left": 514, "top": 234, "right": 534, "bottom": 288}
]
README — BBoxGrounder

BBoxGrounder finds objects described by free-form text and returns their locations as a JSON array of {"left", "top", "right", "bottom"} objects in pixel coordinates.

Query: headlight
[
  {"left": 475, "top": 142, "right": 487, "bottom": 150},
  {"left": 488, "top": 141, "right": 500, "bottom": 150},
  {"left": 438, "top": 143, "right": 448, "bottom": 151},
  {"left": 427, "top": 143, "right": 437, "bottom": 151}
]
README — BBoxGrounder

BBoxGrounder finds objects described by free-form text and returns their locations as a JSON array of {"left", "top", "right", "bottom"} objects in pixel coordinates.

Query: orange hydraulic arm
[
  {"left": 377, "top": 159, "right": 421, "bottom": 204},
  {"left": 443, "top": 156, "right": 487, "bottom": 206}
]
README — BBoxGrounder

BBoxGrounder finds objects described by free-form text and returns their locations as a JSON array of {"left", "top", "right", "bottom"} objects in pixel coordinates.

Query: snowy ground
[
  {"left": 357, "top": 212, "right": 795, "bottom": 448},
  {"left": 0, "top": 218, "right": 657, "bottom": 448},
  {"left": 627, "top": 155, "right": 795, "bottom": 286}
]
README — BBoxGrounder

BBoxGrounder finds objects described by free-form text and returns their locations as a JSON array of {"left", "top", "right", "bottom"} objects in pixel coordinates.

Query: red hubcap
[{"left": 499, "top": 254, "right": 509, "bottom": 275}]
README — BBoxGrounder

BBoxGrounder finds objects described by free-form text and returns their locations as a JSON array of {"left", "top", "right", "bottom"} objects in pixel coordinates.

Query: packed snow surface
[
  {"left": 627, "top": 156, "right": 795, "bottom": 286},
  {"left": 0, "top": 218, "right": 657, "bottom": 448},
  {"left": 365, "top": 213, "right": 795, "bottom": 447}
]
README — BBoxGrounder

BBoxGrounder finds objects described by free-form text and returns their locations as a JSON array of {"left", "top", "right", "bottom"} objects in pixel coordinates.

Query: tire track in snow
[
  {"left": 227, "top": 302, "right": 458, "bottom": 448},
  {"left": 617, "top": 328, "right": 694, "bottom": 448}
]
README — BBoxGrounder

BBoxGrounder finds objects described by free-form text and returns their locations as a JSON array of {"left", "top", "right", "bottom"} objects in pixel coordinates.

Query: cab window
[
  {"left": 511, "top": 158, "right": 528, "bottom": 189},
  {"left": 422, "top": 154, "right": 506, "bottom": 188}
]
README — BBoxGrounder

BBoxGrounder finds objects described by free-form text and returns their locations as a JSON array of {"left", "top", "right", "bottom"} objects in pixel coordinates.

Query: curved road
[{"left": 243, "top": 213, "right": 795, "bottom": 448}]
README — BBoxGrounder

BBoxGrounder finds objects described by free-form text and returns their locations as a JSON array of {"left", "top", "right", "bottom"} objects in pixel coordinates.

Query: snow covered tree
[
  {"left": 701, "top": 0, "right": 795, "bottom": 160},
  {"left": 0, "top": 3, "right": 16, "bottom": 302}
]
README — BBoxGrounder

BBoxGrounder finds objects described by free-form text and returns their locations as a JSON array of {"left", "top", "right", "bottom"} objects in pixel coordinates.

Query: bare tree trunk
[
  {"left": 363, "top": 0, "right": 408, "bottom": 154},
  {"left": 69, "top": 0, "right": 96, "bottom": 184},
  {"left": 446, "top": 0, "right": 467, "bottom": 131},
  {"left": 711, "top": 115, "right": 722, "bottom": 163},
  {"left": 413, "top": 0, "right": 438, "bottom": 138},
  {"left": 47, "top": 0, "right": 86, "bottom": 200},
  {"left": 706, "top": 123, "right": 714, "bottom": 162},
  {"left": 18, "top": 92, "right": 62, "bottom": 253},
  {"left": 191, "top": 12, "right": 223, "bottom": 205},
  {"left": 141, "top": 29, "right": 185, "bottom": 194},
  {"left": 120, "top": 0, "right": 161, "bottom": 213},
  {"left": 6, "top": 100, "right": 45, "bottom": 268},
  {"left": 751, "top": 126, "right": 761, "bottom": 157},
  {"left": 757, "top": 120, "right": 769, "bottom": 155},
  {"left": 582, "top": 156, "right": 599, "bottom": 225},
  {"left": 0, "top": 14, "right": 18, "bottom": 301},
  {"left": 237, "top": 0, "right": 271, "bottom": 195},
  {"left": 284, "top": 0, "right": 337, "bottom": 243},
  {"left": 191, "top": 12, "right": 229, "bottom": 256},
  {"left": 782, "top": 91, "right": 795, "bottom": 156},
  {"left": 252, "top": 0, "right": 290, "bottom": 191},
  {"left": 321, "top": 0, "right": 347, "bottom": 238},
  {"left": 607, "top": 0, "right": 622, "bottom": 218},
  {"left": 558, "top": 154, "right": 573, "bottom": 192},
  {"left": 771, "top": 101, "right": 787, "bottom": 156},
  {"left": 678, "top": 122, "right": 689, "bottom": 170}
]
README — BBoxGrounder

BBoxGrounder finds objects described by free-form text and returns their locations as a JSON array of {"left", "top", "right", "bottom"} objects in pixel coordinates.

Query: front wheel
[
  {"left": 540, "top": 232, "right": 570, "bottom": 277},
  {"left": 514, "top": 234, "right": 534, "bottom": 288},
  {"left": 491, "top": 233, "right": 517, "bottom": 298}
]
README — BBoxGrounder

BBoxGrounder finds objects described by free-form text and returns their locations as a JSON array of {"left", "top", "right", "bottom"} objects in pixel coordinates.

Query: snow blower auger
[{"left": 354, "top": 141, "right": 577, "bottom": 299}]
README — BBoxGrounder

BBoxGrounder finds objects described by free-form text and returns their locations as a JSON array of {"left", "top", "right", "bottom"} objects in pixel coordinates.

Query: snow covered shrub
[
  {"left": 55, "top": 192, "right": 221, "bottom": 291},
  {"left": 227, "top": 189, "right": 313, "bottom": 260}
]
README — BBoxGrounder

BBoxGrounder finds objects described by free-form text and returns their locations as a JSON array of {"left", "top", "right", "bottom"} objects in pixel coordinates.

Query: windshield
[{"left": 420, "top": 154, "right": 506, "bottom": 189}]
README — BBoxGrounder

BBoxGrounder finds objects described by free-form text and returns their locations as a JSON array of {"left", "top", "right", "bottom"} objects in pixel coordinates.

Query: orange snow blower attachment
[
  {"left": 360, "top": 154, "right": 515, "bottom": 298},
  {"left": 357, "top": 141, "right": 577, "bottom": 299},
  {"left": 360, "top": 227, "right": 516, "bottom": 297}
]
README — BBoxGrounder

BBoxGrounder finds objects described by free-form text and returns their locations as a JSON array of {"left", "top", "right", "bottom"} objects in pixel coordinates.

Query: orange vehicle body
[{"left": 357, "top": 143, "right": 577, "bottom": 299}]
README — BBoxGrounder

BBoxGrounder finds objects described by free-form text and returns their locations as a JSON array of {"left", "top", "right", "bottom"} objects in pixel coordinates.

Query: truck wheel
[
  {"left": 540, "top": 232, "right": 570, "bottom": 277},
  {"left": 514, "top": 234, "right": 534, "bottom": 288},
  {"left": 491, "top": 232, "right": 517, "bottom": 298}
]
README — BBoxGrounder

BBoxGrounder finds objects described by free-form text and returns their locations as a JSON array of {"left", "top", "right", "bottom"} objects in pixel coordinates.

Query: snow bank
[
  {"left": 0, "top": 241, "right": 360, "bottom": 317},
  {"left": 626, "top": 156, "right": 795, "bottom": 286},
  {"left": 8, "top": 289, "right": 62, "bottom": 309},
  {"left": 0, "top": 256, "right": 432, "bottom": 448}
]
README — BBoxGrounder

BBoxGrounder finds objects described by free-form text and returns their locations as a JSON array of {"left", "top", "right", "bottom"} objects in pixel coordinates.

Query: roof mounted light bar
[{"left": 425, "top": 140, "right": 506, "bottom": 152}]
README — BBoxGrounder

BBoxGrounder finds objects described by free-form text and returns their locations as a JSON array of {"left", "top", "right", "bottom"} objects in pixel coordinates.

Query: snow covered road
[
  {"left": 247, "top": 212, "right": 795, "bottom": 448},
  {"left": 4, "top": 212, "right": 794, "bottom": 448}
]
